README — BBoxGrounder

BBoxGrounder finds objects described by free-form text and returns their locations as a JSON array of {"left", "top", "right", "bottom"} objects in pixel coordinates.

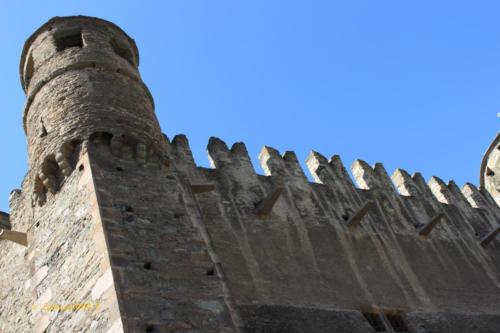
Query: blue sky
[{"left": 0, "top": 1, "right": 498, "bottom": 211}]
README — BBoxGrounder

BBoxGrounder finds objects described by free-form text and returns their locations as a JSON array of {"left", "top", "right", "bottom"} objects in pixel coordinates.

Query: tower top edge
[
  {"left": 19, "top": 15, "right": 140, "bottom": 89},
  {"left": 480, "top": 132, "right": 500, "bottom": 188}
]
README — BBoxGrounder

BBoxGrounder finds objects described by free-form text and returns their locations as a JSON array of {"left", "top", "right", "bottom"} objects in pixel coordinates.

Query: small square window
[{"left": 55, "top": 30, "right": 83, "bottom": 51}]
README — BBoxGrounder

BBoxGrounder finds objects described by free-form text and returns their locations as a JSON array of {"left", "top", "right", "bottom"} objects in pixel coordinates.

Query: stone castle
[{"left": 0, "top": 15, "right": 499, "bottom": 333}]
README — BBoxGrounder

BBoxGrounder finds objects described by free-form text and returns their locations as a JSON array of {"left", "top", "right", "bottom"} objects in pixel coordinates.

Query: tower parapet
[{"left": 481, "top": 133, "right": 500, "bottom": 205}]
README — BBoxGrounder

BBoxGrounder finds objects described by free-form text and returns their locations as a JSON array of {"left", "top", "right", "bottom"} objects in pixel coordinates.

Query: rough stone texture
[
  {"left": 1, "top": 15, "right": 500, "bottom": 333},
  {"left": 0, "top": 149, "right": 120, "bottom": 332},
  {"left": 85, "top": 140, "right": 234, "bottom": 332},
  {"left": 405, "top": 312, "right": 500, "bottom": 333},
  {"left": 481, "top": 133, "right": 500, "bottom": 205},
  {"left": 168, "top": 137, "right": 500, "bottom": 332},
  {"left": 238, "top": 305, "right": 374, "bottom": 333}
]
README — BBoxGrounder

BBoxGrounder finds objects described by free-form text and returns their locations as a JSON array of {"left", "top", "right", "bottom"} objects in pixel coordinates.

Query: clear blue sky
[{"left": 0, "top": 1, "right": 498, "bottom": 211}]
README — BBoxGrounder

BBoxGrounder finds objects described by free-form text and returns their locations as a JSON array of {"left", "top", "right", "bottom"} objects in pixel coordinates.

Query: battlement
[
  {"left": 6, "top": 131, "right": 500, "bottom": 333},
  {"left": 20, "top": 16, "right": 140, "bottom": 93},
  {"left": 158, "top": 134, "right": 500, "bottom": 331},
  {"left": 37, "top": 130, "right": 498, "bottom": 248},
  {"left": 164, "top": 134, "right": 500, "bottom": 247}
]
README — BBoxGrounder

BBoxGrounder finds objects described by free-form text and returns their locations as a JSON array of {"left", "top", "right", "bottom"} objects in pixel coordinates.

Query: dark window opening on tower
[
  {"left": 39, "top": 119, "right": 47, "bottom": 138},
  {"left": 55, "top": 30, "right": 83, "bottom": 51},
  {"left": 110, "top": 38, "right": 135, "bottom": 66}
]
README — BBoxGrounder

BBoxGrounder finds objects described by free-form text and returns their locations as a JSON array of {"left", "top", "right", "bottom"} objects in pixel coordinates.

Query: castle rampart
[{"left": 0, "top": 15, "right": 499, "bottom": 333}]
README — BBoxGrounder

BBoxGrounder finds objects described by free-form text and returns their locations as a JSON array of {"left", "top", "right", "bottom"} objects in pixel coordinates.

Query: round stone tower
[
  {"left": 481, "top": 133, "right": 500, "bottom": 205},
  {"left": 4, "top": 16, "right": 233, "bottom": 333},
  {"left": 20, "top": 16, "right": 166, "bottom": 204}
]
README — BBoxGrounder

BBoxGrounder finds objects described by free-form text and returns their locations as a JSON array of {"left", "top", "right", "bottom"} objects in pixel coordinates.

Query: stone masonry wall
[
  {"left": 3, "top": 130, "right": 499, "bottom": 332},
  {"left": 84, "top": 136, "right": 235, "bottom": 332},
  {"left": 168, "top": 134, "right": 500, "bottom": 333},
  {"left": 0, "top": 134, "right": 238, "bottom": 333},
  {"left": 0, "top": 146, "right": 123, "bottom": 333},
  {"left": 0, "top": 186, "right": 31, "bottom": 331}
]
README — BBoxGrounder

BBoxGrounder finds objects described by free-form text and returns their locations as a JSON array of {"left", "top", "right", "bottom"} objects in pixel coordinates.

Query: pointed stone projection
[
  {"left": 345, "top": 200, "right": 377, "bottom": 228},
  {"left": 0, "top": 228, "right": 27, "bottom": 246},
  {"left": 480, "top": 226, "right": 500, "bottom": 247},
  {"left": 255, "top": 187, "right": 284, "bottom": 217},
  {"left": 191, "top": 184, "right": 216, "bottom": 194},
  {"left": 418, "top": 213, "right": 445, "bottom": 236},
  {"left": 462, "top": 183, "right": 489, "bottom": 209},
  {"left": 392, "top": 168, "right": 421, "bottom": 197},
  {"left": 351, "top": 160, "right": 395, "bottom": 191}
]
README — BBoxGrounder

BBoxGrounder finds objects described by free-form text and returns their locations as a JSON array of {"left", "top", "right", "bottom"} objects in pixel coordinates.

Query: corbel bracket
[
  {"left": 418, "top": 213, "right": 445, "bottom": 236},
  {"left": 0, "top": 229, "right": 28, "bottom": 247},
  {"left": 255, "top": 187, "right": 284, "bottom": 217},
  {"left": 346, "top": 200, "right": 376, "bottom": 228},
  {"left": 191, "top": 184, "right": 216, "bottom": 194},
  {"left": 480, "top": 226, "right": 500, "bottom": 247}
]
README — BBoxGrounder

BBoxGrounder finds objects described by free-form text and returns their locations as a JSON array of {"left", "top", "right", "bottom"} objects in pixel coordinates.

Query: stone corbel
[{"left": 0, "top": 228, "right": 28, "bottom": 246}]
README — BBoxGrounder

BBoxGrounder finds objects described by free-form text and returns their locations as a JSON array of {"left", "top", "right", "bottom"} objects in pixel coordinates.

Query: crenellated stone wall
[{"left": 167, "top": 133, "right": 500, "bottom": 333}]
